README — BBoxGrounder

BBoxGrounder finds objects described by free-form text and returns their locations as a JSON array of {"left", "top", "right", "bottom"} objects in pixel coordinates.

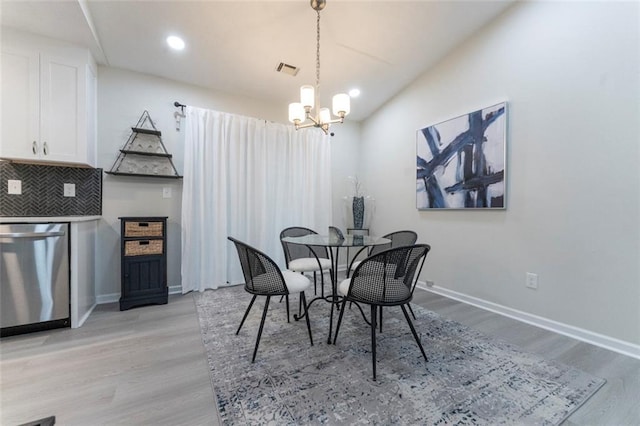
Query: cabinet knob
[
  {"left": 32, "top": 141, "right": 38, "bottom": 155},
  {"left": 42, "top": 141, "right": 49, "bottom": 156}
]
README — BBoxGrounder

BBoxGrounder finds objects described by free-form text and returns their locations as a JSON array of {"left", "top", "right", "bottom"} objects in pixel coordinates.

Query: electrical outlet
[
  {"left": 425, "top": 280, "right": 435, "bottom": 288},
  {"left": 63, "top": 183, "right": 76, "bottom": 197},
  {"left": 8, "top": 179, "right": 22, "bottom": 195},
  {"left": 162, "top": 187, "right": 172, "bottom": 198},
  {"left": 526, "top": 272, "right": 538, "bottom": 289}
]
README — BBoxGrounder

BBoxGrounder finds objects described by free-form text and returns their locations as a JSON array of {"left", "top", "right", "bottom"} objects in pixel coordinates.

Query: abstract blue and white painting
[{"left": 416, "top": 102, "right": 507, "bottom": 209}]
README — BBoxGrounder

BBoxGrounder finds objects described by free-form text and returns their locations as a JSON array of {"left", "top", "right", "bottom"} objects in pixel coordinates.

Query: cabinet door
[
  {"left": 0, "top": 37, "right": 94, "bottom": 166},
  {"left": 122, "top": 256, "right": 166, "bottom": 299},
  {"left": 85, "top": 63, "right": 97, "bottom": 167},
  {"left": 0, "top": 47, "right": 40, "bottom": 159},
  {"left": 40, "top": 53, "right": 87, "bottom": 164}
]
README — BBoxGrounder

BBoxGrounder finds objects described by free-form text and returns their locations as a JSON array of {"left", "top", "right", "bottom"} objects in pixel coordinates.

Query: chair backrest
[
  {"left": 228, "top": 237, "right": 288, "bottom": 296},
  {"left": 369, "top": 230, "right": 418, "bottom": 257},
  {"left": 279, "top": 226, "right": 329, "bottom": 267},
  {"left": 348, "top": 244, "right": 430, "bottom": 305}
]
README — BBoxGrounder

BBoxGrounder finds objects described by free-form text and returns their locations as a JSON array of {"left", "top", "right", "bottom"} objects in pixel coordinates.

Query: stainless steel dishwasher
[{"left": 0, "top": 223, "right": 70, "bottom": 337}]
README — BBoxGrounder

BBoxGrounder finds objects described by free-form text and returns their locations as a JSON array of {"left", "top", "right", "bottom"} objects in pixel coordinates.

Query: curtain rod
[
  {"left": 174, "top": 101, "right": 186, "bottom": 113},
  {"left": 173, "top": 102, "right": 334, "bottom": 135}
]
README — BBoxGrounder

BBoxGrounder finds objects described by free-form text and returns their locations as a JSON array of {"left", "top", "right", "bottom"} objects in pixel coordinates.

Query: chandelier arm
[
  {"left": 296, "top": 122, "right": 318, "bottom": 130},
  {"left": 306, "top": 113, "right": 320, "bottom": 126},
  {"left": 325, "top": 117, "right": 345, "bottom": 125},
  {"left": 296, "top": 120, "right": 329, "bottom": 135}
]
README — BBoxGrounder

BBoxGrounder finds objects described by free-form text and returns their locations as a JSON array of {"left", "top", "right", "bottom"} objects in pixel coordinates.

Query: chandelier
[{"left": 288, "top": 0, "right": 350, "bottom": 134}]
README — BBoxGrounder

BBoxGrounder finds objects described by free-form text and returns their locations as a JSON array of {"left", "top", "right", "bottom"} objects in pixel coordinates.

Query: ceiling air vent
[{"left": 276, "top": 62, "right": 299, "bottom": 76}]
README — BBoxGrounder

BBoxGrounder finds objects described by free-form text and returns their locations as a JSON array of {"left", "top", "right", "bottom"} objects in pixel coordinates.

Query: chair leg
[
  {"left": 252, "top": 296, "right": 271, "bottom": 363},
  {"left": 371, "top": 304, "right": 378, "bottom": 381},
  {"left": 236, "top": 295, "right": 257, "bottom": 335},
  {"left": 408, "top": 303, "right": 417, "bottom": 320},
  {"left": 332, "top": 299, "right": 348, "bottom": 344},
  {"left": 379, "top": 306, "right": 383, "bottom": 332},
  {"left": 298, "top": 293, "right": 302, "bottom": 319},
  {"left": 313, "top": 271, "right": 318, "bottom": 295},
  {"left": 400, "top": 304, "right": 428, "bottom": 362},
  {"left": 335, "top": 273, "right": 341, "bottom": 313},
  {"left": 301, "top": 292, "right": 313, "bottom": 346},
  {"left": 286, "top": 295, "right": 290, "bottom": 323}
]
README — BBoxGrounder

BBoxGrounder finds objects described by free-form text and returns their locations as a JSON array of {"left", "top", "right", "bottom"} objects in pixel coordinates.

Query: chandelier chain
[
  {"left": 315, "top": 9, "right": 321, "bottom": 98},
  {"left": 288, "top": 0, "right": 349, "bottom": 134}
]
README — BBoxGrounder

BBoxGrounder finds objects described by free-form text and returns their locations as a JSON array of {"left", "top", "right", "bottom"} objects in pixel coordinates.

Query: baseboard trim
[
  {"left": 96, "top": 293, "right": 118, "bottom": 304},
  {"left": 417, "top": 282, "right": 640, "bottom": 360},
  {"left": 96, "top": 285, "right": 183, "bottom": 305}
]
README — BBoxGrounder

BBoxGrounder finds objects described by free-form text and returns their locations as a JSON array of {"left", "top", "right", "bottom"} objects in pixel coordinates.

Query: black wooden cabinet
[{"left": 119, "top": 216, "right": 168, "bottom": 310}]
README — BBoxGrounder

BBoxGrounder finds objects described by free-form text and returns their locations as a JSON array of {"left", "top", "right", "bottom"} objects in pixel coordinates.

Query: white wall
[
  {"left": 360, "top": 1, "right": 640, "bottom": 345},
  {"left": 330, "top": 122, "right": 362, "bottom": 230},
  {"left": 96, "top": 66, "right": 360, "bottom": 298}
]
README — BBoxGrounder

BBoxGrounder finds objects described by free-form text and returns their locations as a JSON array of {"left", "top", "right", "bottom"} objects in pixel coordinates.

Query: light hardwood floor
[
  {"left": 0, "top": 295, "right": 221, "bottom": 426},
  {"left": 1, "top": 288, "right": 638, "bottom": 425}
]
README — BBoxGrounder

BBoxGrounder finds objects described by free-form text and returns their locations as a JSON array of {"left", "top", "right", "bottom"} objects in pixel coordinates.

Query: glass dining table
[{"left": 281, "top": 233, "right": 391, "bottom": 343}]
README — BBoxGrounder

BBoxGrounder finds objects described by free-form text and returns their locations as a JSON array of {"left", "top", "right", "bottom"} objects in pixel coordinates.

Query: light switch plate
[
  {"left": 8, "top": 179, "right": 22, "bottom": 195},
  {"left": 162, "top": 187, "right": 172, "bottom": 198},
  {"left": 64, "top": 183, "right": 76, "bottom": 197},
  {"left": 526, "top": 272, "right": 538, "bottom": 289}
]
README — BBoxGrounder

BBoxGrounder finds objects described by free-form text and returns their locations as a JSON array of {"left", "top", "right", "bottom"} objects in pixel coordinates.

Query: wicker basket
[
  {"left": 124, "top": 240, "right": 163, "bottom": 256},
  {"left": 124, "top": 221, "right": 164, "bottom": 237}
]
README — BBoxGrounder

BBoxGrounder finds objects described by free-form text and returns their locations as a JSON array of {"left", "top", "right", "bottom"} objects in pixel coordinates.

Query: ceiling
[{"left": 1, "top": 0, "right": 516, "bottom": 121}]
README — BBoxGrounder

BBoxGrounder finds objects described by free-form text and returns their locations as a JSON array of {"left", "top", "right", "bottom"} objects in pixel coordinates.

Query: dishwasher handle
[{"left": 0, "top": 231, "right": 66, "bottom": 238}]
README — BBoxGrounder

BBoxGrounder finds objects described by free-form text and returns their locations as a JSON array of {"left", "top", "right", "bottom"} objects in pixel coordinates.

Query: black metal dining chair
[
  {"left": 346, "top": 230, "right": 418, "bottom": 277},
  {"left": 228, "top": 236, "right": 314, "bottom": 363},
  {"left": 333, "top": 244, "right": 431, "bottom": 380},
  {"left": 347, "top": 230, "right": 420, "bottom": 327},
  {"left": 280, "top": 227, "right": 332, "bottom": 298}
]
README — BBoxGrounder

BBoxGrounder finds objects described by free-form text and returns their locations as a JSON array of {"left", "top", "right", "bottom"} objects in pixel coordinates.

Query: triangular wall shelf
[{"left": 105, "top": 110, "right": 183, "bottom": 179}]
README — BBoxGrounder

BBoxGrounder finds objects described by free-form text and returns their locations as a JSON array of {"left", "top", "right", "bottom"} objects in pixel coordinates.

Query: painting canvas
[{"left": 416, "top": 102, "right": 507, "bottom": 209}]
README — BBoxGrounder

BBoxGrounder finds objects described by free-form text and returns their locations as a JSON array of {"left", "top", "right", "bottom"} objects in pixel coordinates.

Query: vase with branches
[{"left": 346, "top": 176, "right": 373, "bottom": 230}]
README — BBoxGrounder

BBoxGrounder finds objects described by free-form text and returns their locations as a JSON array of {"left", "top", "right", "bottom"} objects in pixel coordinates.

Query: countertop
[{"left": 0, "top": 216, "right": 101, "bottom": 223}]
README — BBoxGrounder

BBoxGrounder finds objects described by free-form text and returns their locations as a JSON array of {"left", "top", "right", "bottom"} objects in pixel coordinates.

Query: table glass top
[{"left": 282, "top": 234, "right": 391, "bottom": 248}]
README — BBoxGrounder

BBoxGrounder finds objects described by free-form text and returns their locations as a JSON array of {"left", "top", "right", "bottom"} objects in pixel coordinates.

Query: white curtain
[{"left": 181, "top": 106, "right": 332, "bottom": 293}]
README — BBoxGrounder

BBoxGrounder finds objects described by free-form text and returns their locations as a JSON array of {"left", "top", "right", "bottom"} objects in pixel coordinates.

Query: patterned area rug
[{"left": 194, "top": 285, "right": 604, "bottom": 425}]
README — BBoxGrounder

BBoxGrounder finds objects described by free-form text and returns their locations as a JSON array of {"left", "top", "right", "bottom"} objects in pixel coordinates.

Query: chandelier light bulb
[
  {"left": 319, "top": 107, "right": 331, "bottom": 124},
  {"left": 289, "top": 103, "right": 305, "bottom": 123},
  {"left": 332, "top": 93, "right": 350, "bottom": 118},
  {"left": 300, "top": 85, "right": 315, "bottom": 110}
]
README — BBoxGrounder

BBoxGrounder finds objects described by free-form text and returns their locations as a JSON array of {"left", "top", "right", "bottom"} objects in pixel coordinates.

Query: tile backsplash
[{"left": 0, "top": 162, "right": 102, "bottom": 216}]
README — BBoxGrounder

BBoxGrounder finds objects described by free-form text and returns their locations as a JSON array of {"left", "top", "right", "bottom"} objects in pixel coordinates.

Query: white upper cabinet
[{"left": 1, "top": 29, "right": 97, "bottom": 167}]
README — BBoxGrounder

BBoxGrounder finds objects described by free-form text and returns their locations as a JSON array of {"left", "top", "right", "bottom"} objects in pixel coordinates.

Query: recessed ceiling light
[
  {"left": 166, "top": 35, "right": 185, "bottom": 51},
  {"left": 349, "top": 88, "right": 361, "bottom": 98}
]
